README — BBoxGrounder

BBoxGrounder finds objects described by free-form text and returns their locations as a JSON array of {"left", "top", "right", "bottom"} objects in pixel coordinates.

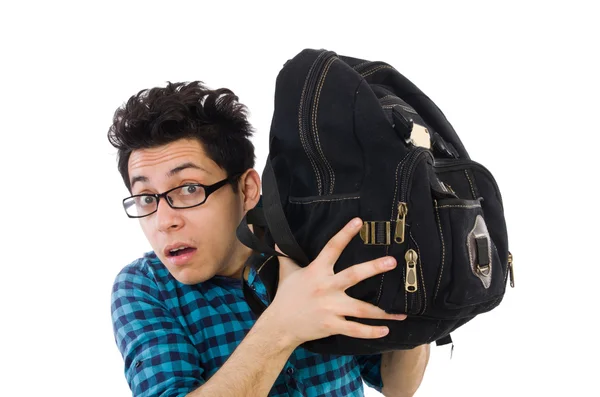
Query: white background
[{"left": 1, "top": 0, "right": 598, "bottom": 396}]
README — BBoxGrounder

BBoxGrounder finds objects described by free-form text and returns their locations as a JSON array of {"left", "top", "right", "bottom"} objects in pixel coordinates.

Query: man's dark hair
[{"left": 108, "top": 81, "right": 255, "bottom": 193}]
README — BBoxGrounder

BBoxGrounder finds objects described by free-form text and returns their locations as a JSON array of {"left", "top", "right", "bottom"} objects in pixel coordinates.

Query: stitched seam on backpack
[
  {"left": 465, "top": 170, "right": 477, "bottom": 199},
  {"left": 437, "top": 204, "right": 481, "bottom": 209},
  {"left": 361, "top": 65, "right": 394, "bottom": 78},
  {"left": 390, "top": 160, "right": 403, "bottom": 220},
  {"left": 434, "top": 201, "right": 445, "bottom": 301},
  {"left": 352, "top": 61, "right": 371, "bottom": 71},
  {"left": 298, "top": 56, "right": 324, "bottom": 195},
  {"left": 288, "top": 196, "right": 359, "bottom": 205},
  {"left": 376, "top": 273, "right": 385, "bottom": 304},
  {"left": 410, "top": 232, "right": 427, "bottom": 315},
  {"left": 363, "top": 65, "right": 393, "bottom": 77},
  {"left": 312, "top": 57, "right": 337, "bottom": 194},
  {"left": 404, "top": 263, "right": 409, "bottom": 313}
]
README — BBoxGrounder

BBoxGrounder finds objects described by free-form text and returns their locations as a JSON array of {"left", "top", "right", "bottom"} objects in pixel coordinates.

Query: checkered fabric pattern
[{"left": 111, "top": 251, "right": 384, "bottom": 396}]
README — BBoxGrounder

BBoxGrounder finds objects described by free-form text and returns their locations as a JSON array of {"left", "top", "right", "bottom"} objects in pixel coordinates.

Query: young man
[{"left": 109, "top": 81, "right": 430, "bottom": 397}]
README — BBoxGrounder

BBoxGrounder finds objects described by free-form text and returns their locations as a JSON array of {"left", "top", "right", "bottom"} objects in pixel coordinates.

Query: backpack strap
[
  {"left": 245, "top": 198, "right": 266, "bottom": 228},
  {"left": 260, "top": 157, "right": 311, "bottom": 266},
  {"left": 236, "top": 157, "right": 310, "bottom": 267},
  {"left": 435, "top": 334, "right": 455, "bottom": 358},
  {"left": 436, "top": 334, "right": 453, "bottom": 346},
  {"left": 237, "top": 164, "right": 310, "bottom": 318},
  {"left": 236, "top": 215, "right": 281, "bottom": 258}
]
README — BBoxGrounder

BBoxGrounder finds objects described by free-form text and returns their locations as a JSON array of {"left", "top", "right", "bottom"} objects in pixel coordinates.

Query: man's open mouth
[{"left": 168, "top": 246, "right": 196, "bottom": 257}]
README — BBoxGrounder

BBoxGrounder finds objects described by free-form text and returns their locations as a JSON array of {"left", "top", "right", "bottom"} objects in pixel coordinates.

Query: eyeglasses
[{"left": 122, "top": 174, "right": 241, "bottom": 218}]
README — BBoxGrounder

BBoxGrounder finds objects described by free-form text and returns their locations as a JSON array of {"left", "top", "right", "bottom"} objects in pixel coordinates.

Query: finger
[
  {"left": 341, "top": 297, "right": 407, "bottom": 321},
  {"left": 332, "top": 318, "right": 391, "bottom": 339},
  {"left": 333, "top": 256, "right": 397, "bottom": 291},
  {"left": 275, "top": 244, "right": 301, "bottom": 280},
  {"left": 314, "top": 217, "right": 363, "bottom": 268}
]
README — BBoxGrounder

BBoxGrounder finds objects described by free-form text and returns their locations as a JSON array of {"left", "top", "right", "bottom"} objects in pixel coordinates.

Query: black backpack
[{"left": 238, "top": 48, "right": 514, "bottom": 355}]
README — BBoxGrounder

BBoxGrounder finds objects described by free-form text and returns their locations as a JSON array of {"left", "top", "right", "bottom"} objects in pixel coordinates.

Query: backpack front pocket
[{"left": 433, "top": 197, "right": 506, "bottom": 309}]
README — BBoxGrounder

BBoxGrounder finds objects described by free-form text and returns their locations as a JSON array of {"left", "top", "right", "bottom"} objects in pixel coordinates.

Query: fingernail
[
  {"left": 380, "top": 327, "right": 389, "bottom": 336},
  {"left": 351, "top": 218, "right": 362, "bottom": 227},
  {"left": 383, "top": 257, "right": 396, "bottom": 268},
  {"left": 393, "top": 314, "right": 407, "bottom": 320}
]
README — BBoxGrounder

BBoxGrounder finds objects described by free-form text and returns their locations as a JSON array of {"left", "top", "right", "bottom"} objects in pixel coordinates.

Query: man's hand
[{"left": 266, "top": 217, "right": 407, "bottom": 348}]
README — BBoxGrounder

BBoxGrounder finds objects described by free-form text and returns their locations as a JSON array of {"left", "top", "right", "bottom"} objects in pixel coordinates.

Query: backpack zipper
[
  {"left": 298, "top": 51, "right": 337, "bottom": 195},
  {"left": 393, "top": 148, "right": 432, "bottom": 243},
  {"left": 405, "top": 249, "right": 418, "bottom": 293},
  {"left": 508, "top": 251, "right": 515, "bottom": 288},
  {"left": 404, "top": 239, "right": 425, "bottom": 315},
  {"left": 392, "top": 150, "right": 429, "bottom": 315},
  {"left": 394, "top": 202, "right": 408, "bottom": 244}
]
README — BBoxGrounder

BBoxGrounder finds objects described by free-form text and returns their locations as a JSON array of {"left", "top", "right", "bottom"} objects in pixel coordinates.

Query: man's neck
[{"left": 217, "top": 243, "right": 253, "bottom": 280}]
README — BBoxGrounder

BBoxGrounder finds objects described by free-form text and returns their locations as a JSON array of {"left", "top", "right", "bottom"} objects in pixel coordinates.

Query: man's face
[{"left": 127, "top": 138, "right": 251, "bottom": 284}]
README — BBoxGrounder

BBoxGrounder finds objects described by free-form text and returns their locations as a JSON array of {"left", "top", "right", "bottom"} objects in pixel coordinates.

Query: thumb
[{"left": 275, "top": 244, "right": 301, "bottom": 281}]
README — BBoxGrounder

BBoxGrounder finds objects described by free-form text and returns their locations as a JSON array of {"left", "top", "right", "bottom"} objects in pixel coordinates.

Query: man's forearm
[
  {"left": 187, "top": 306, "right": 297, "bottom": 397},
  {"left": 380, "top": 343, "right": 430, "bottom": 397}
]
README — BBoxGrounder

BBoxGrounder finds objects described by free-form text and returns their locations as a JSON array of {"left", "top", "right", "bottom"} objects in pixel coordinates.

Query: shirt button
[{"left": 286, "top": 367, "right": 294, "bottom": 375}]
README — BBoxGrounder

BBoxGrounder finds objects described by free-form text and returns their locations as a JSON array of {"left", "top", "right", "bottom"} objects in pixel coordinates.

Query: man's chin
[{"left": 169, "top": 266, "right": 213, "bottom": 285}]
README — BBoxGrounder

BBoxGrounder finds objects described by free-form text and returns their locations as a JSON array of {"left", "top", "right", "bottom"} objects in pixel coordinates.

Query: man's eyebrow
[
  {"left": 130, "top": 175, "right": 149, "bottom": 189},
  {"left": 167, "top": 162, "right": 210, "bottom": 177},
  {"left": 130, "top": 162, "right": 210, "bottom": 190}
]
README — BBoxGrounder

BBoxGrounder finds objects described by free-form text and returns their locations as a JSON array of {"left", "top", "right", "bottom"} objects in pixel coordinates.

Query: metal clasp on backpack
[{"left": 359, "top": 221, "right": 391, "bottom": 245}]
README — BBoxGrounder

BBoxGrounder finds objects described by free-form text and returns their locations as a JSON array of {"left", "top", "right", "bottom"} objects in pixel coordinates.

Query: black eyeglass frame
[{"left": 122, "top": 173, "right": 242, "bottom": 219}]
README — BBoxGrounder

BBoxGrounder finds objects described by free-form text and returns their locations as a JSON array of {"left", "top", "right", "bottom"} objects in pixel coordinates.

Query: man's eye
[
  {"left": 139, "top": 196, "right": 156, "bottom": 207},
  {"left": 181, "top": 185, "right": 199, "bottom": 195}
]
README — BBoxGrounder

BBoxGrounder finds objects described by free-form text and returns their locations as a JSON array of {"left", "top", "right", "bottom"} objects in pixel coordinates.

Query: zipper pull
[
  {"left": 508, "top": 252, "right": 515, "bottom": 288},
  {"left": 405, "top": 249, "right": 418, "bottom": 293},
  {"left": 394, "top": 202, "right": 408, "bottom": 244}
]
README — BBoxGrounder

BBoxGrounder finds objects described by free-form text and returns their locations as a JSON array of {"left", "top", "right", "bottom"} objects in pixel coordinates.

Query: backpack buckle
[{"left": 359, "top": 221, "right": 391, "bottom": 245}]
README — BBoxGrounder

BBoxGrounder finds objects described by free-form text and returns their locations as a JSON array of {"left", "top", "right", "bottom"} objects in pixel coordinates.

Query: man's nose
[{"left": 155, "top": 196, "right": 183, "bottom": 232}]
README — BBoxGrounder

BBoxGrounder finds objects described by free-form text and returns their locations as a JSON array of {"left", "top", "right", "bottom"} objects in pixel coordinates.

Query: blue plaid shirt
[{"left": 111, "top": 251, "right": 384, "bottom": 396}]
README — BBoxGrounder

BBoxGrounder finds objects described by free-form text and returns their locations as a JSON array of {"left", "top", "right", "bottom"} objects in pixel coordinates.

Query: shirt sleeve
[
  {"left": 356, "top": 354, "right": 384, "bottom": 393},
  {"left": 111, "top": 262, "right": 205, "bottom": 397}
]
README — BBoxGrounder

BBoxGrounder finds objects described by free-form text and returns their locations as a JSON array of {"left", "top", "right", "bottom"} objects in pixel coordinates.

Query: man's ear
[{"left": 239, "top": 169, "right": 261, "bottom": 213}]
